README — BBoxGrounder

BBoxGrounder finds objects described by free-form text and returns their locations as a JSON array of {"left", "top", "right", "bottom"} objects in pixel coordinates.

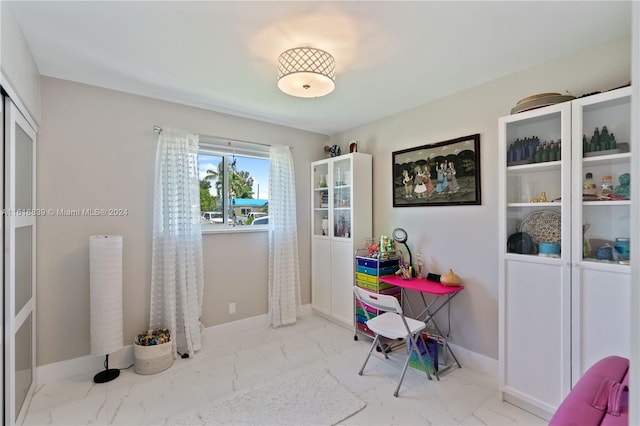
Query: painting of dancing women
[{"left": 392, "top": 134, "right": 481, "bottom": 207}]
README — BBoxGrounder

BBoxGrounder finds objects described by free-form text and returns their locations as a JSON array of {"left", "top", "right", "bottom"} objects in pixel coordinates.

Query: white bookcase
[
  {"left": 311, "top": 153, "right": 372, "bottom": 327},
  {"left": 570, "top": 88, "right": 632, "bottom": 385},
  {"left": 498, "top": 86, "right": 632, "bottom": 420}
]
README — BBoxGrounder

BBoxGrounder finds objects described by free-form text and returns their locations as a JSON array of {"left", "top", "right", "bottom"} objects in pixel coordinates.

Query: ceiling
[{"left": 9, "top": 1, "right": 632, "bottom": 135}]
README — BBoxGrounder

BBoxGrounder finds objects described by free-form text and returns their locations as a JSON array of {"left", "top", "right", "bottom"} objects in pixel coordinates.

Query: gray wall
[
  {"left": 329, "top": 36, "right": 631, "bottom": 360},
  {"left": 36, "top": 77, "right": 327, "bottom": 366}
]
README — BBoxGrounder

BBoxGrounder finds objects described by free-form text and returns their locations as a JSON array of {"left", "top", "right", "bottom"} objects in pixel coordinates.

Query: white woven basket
[{"left": 133, "top": 339, "right": 174, "bottom": 375}]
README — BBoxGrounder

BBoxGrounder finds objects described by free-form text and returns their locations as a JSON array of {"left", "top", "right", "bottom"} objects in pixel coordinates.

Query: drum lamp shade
[{"left": 90, "top": 235, "right": 123, "bottom": 355}]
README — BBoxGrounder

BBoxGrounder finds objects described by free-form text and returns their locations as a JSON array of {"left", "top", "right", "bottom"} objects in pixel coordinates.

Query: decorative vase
[
  {"left": 440, "top": 268, "right": 461, "bottom": 286},
  {"left": 321, "top": 218, "right": 329, "bottom": 235}
]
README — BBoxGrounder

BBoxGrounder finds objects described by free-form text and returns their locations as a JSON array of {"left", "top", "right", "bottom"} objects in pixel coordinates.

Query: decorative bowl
[
  {"left": 519, "top": 210, "right": 561, "bottom": 244},
  {"left": 538, "top": 242, "right": 560, "bottom": 257}
]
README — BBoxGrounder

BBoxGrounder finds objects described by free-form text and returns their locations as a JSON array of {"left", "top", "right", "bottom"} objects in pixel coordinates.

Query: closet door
[
  {"left": 0, "top": 95, "right": 3, "bottom": 425},
  {"left": 4, "top": 97, "right": 37, "bottom": 425}
]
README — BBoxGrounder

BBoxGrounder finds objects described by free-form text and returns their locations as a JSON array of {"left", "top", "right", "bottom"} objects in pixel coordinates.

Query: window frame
[{"left": 198, "top": 138, "right": 270, "bottom": 234}]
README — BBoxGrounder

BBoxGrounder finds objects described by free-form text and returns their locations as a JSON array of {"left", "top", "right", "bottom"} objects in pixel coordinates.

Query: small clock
[{"left": 330, "top": 145, "right": 341, "bottom": 157}]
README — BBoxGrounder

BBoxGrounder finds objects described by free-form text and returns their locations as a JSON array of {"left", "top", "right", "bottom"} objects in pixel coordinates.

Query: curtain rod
[{"left": 153, "top": 125, "right": 273, "bottom": 148}]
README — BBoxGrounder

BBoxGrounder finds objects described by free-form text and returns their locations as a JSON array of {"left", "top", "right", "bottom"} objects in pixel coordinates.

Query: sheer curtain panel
[
  {"left": 268, "top": 145, "right": 302, "bottom": 327},
  {"left": 150, "top": 127, "right": 204, "bottom": 357}
]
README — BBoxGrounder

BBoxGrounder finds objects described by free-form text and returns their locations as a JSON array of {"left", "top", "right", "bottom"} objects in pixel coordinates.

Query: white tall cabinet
[
  {"left": 498, "top": 87, "right": 632, "bottom": 420},
  {"left": 311, "top": 153, "right": 372, "bottom": 327},
  {"left": 570, "top": 89, "right": 632, "bottom": 385}
]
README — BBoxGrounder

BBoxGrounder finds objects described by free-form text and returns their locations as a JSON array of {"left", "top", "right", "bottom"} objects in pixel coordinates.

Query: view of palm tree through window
[{"left": 198, "top": 153, "right": 270, "bottom": 226}]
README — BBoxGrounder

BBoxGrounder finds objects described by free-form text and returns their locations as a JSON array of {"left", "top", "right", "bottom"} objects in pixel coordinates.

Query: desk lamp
[{"left": 392, "top": 228, "right": 413, "bottom": 273}]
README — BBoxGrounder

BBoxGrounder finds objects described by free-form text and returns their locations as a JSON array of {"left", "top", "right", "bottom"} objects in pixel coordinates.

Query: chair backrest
[{"left": 353, "top": 286, "right": 403, "bottom": 314}]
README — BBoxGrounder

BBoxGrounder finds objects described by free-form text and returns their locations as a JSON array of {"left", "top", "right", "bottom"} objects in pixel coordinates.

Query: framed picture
[{"left": 392, "top": 134, "right": 481, "bottom": 207}]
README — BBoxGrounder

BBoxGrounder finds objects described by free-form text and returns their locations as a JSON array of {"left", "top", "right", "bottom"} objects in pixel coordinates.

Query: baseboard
[
  {"left": 37, "top": 346, "right": 135, "bottom": 385},
  {"left": 36, "top": 304, "right": 314, "bottom": 384},
  {"left": 447, "top": 342, "right": 498, "bottom": 379},
  {"left": 36, "top": 305, "right": 495, "bottom": 385},
  {"left": 503, "top": 391, "right": 553, "bottom": 421}
]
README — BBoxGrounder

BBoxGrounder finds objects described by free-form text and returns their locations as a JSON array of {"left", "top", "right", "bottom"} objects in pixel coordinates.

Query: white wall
[
  {"left": 35, "top": 35, "right": 632, "bottom": 368},
  {"left": 0, "top": 1, "right": 41, "bottom": 125},
  {"left": 36, "top": 77, "right": 327, "bottom": 366},
  {"left": 330, "top": 36, "right": 631, "bottom": 360}
]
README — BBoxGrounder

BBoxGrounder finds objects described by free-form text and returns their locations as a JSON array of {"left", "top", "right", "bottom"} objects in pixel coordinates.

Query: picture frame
[{"left": 392, "top": 134, "right": 481, "bottom": 207}]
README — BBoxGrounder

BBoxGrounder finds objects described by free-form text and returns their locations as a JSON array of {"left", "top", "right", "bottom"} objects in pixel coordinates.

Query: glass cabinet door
[
  {"left": 332, "top": 157, "right": 351, "bottom": 238},
  {"left": 312, "top": 161, "right": 329, "bottom": 237},
  {"left": 502, "top": 104, "right": 570, "bottom": 260},
  {"left": 572, "top": 89, "right": 631, "bottom": 264},
  {"left": 311, "top": 155, "right": 358, "bottom": 239}
]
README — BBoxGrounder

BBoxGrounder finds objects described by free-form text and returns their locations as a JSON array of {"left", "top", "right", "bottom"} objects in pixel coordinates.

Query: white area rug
[{"left": 166, "top": 368, "right": 366, "bottom": 425}]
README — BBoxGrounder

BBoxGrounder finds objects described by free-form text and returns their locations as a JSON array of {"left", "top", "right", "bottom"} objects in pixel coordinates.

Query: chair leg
[
  {"left": 359, "top": 334, "right": 379, "bottom": 375},
  {"left": 394, "top": 353, "right": 412, "bottom": 397},
  {"left": 393, "top": 334, "right": 433, "bottom": 397},
  {"left": 378, "top": 339, "right": 390, "bottom": 359}
]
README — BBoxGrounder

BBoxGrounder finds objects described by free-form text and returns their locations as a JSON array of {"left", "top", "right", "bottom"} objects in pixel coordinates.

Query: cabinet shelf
[
  {"left": 507, "top": 160, "right": 561, "bottom": 174},
  {"left": 578, "top": 259, "right": 630, "bottom": 271},
  {"left": 583, "top": 200, "right": 631, "bottom": 206},
  {"left": 507, "top": 202, "right": 560, "bottom": 208},
  {"left": 582, "top": 152, "right": 630, "bottom": 166},
  {"left": 504, "top": 253, "right": 564, "bottom": 265}
]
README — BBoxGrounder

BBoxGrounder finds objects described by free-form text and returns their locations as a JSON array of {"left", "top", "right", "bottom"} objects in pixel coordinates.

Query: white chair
[{"left": 353, "top": 286, "right": 434, "bottom": 397}]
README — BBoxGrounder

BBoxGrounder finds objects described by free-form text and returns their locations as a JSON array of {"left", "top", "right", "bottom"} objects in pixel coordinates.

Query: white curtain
[
  {"left": 150, "top": 127, "right": 204, "bottom": 357},
  {"left": 268, "top": 145, "right": 301, "bottom": 327}
]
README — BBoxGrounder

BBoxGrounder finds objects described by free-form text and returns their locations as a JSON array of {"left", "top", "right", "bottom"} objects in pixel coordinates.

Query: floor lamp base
[
  {"left": 93, "top": 368, "right": 120, "bottom": 383},
  {"left": 94, "top": 354, "right": 120, "bottom": 383}
]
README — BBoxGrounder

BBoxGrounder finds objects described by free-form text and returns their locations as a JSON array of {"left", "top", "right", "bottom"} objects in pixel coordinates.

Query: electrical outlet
[{"left": 229, "top": 302, "right": 236, "bottom": 314}]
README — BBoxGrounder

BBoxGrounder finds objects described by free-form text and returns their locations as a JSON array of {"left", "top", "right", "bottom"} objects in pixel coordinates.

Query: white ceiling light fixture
[{"left": 277, "top": 46, "right": 336, "bottom": 98}]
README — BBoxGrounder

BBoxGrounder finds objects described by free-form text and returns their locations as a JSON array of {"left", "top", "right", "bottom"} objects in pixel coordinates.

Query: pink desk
[{"left": 379, "top": 275, "right": 464, "bottom": 371}]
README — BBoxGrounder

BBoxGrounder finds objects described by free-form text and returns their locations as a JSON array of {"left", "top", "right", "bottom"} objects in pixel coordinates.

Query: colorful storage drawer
[
  {"left": 356, "top": 279, "right": 396, "bottom": 291},
  {"left": 356, "top": 313, "right": 370, "bottom": 324},
  {"left": 356, "top": 308, "right": 376, "bottom": 321},
  {"left": 357, "top": 265, "right": 399, "bottom": 276},
  {"left": 356, "top": 321, "right": 374, "bottom": 337},
  {"left": 355, "top": 300, "right": 378, "bottom": 315},
  {"left": 356, "top": 257, "right": 400, "bottom": 269},
  {"left": 356, "top": 272, "right": 378, "bottom": 284}
]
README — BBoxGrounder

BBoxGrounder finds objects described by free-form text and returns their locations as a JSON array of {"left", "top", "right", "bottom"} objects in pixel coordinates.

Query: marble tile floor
[{"left": 23, "top": 314, "right": 546, "bottom": 426}]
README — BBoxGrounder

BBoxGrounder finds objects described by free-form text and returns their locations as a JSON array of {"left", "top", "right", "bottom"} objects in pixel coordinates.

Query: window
[{"left": 198, "top": 138, "right": 270, "bottom": 230}]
